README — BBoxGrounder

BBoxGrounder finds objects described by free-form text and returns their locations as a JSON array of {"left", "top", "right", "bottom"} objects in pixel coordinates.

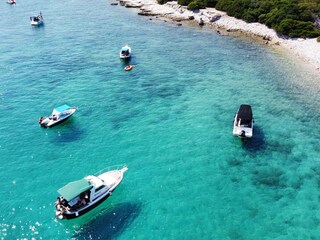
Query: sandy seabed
[{"left": 116, "top": 0, "right": 320, "bottom": 73}]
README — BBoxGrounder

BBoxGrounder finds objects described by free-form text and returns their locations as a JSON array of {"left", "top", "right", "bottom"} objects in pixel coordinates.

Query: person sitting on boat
[
  {"left": 76, "top": 198, "right": 86, "bottom": 209},
  {"left": 56, "top": 203, "right": 68, "bottom": 216},
  {"left": 55, "top": 197, "right": 62, "bottom": 207},
  {"left": 55, "top": 197, "right": 68, "bottom": 214},
  {"left": 39, "top": 117, "right": 43, "bottom": 124},
  {"left": 80, "top": 198, "right": 86, "bottom": 206},
  {"left": 52, "top": 115, "right": 57, "bottom": 120},
  {"left": 84, "top": 193, "right": 89, "bottom": 203},
  {"left": 80, "top": 192, "right": 90, "bottom": 204}
]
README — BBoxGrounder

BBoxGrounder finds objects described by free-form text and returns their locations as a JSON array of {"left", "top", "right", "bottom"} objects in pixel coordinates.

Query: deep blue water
[{"left": 1, "top": 0, "right": 320, "bottom": 239}]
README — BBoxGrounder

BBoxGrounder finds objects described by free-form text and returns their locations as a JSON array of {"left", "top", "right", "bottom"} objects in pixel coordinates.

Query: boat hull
[
  {"left": 232, "top": 115, "right": 253, "bottom": 138},
  {"left": 62, "top": 191, "right": 112, "bottom": 220},
  {"left": 46, "top": 114, "right": 72, "bottom": 128},
  {"left": 31, "top": 21, "right": 43, "bottom": 26}
]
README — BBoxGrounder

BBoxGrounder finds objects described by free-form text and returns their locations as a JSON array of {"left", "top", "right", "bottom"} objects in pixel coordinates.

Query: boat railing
[{"left": 94, "top": 164, "right": 127, "bottom": 176}]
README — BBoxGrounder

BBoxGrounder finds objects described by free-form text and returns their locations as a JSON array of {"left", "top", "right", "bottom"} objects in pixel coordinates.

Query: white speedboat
[
  {"left": 233, "top": 104, "right": 254, "bottom": 138},
  {"left": 119, "top": 45, "right": 131, "bottom": 59},
  {"left": 39, "top": 104, "right": 77, "bottom": 128},
  {"left": 30, "top": 13, "right": 43, "bottom": 26},
  {"left": 55, "top": 165, "right": 128, "bottom": 220}
]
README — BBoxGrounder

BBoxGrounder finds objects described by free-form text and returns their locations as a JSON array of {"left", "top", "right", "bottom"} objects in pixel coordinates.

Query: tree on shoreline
[{"left": 157, "top": 0, "right": 320, "bottom": 38}]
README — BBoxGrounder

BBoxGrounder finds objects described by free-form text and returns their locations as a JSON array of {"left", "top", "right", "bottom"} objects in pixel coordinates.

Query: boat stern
[{"left": 233, "top": 126, "right": 253, "bottom": 138}]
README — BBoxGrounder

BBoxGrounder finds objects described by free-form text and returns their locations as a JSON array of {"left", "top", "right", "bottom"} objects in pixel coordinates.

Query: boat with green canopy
[
  {"left": 39, "top": 104, "right": 77, "bottom": 128},
  {"left": 55, "top": 165, "right": 128, "bottom": 220}
]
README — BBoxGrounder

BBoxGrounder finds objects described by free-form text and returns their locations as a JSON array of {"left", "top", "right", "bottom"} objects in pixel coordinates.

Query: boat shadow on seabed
[
  {"left": 241, "top": 125, "right": 267, "bottom": 153},
  {"left": 70, "top": 202, "right": 142, "bottom": 239},
  {"left": 49, "top": 123, "right": 85, "bottom": 145}
]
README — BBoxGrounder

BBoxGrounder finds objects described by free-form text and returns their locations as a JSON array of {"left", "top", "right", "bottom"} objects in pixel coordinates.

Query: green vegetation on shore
[{"left": 157, "top": 0, "right": 320, "bottom": 38}]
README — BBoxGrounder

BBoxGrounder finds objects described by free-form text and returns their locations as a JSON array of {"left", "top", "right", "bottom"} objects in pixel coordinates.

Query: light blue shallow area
[{"left": 1, "top": 0, "right": 320, "bottom": 239}]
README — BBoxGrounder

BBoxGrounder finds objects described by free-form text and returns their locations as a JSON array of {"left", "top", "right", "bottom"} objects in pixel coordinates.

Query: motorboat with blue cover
[
  {"left": 119, "top": 45, "right": 131, "bottom": 59},
  {"left": 39, "top": 104, "right": 77, "bottom": 128},
  {"left": 55, "top": 165, "right": 128, "bottom": 220},
  {"left": 233, "top": 104, "right": 254, "bottom": 138}
]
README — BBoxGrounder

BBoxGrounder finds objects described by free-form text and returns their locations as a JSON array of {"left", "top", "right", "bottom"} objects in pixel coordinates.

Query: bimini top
[
  {"left": 58, "top": 179, "right": 92, "bottom": 201},
  {"left": 53, "top": 104, "right": 71, "bottom": 113},
  {"left": 237, "top": 104, "right": 253, "bottom": 122}
]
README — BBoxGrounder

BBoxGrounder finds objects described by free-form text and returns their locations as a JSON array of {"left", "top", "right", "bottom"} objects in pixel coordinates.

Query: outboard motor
[
  {"left": 39, "top": 117, "right": 48, "bottom": 128},
  {"left": 240, "top": 130, "right": 246, "bottom": 138}
]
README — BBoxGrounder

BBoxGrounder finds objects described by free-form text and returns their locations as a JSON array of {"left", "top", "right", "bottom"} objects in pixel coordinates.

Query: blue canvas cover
[{"left": 53, "top": 104, "right": 71, "bottom": 113}]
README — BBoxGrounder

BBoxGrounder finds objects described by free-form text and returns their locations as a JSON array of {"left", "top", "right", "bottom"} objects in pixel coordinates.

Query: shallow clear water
[{"left": 1, "top": 0, "right": 320, "bottom": 239}]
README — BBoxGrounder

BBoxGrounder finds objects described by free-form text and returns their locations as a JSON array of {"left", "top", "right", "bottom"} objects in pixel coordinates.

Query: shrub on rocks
[
  {"left": 157, "top": 0, "right": 169, "bottom": 4},
  {"left": 276, "top": 19, "right": 320, "bottom": 38},
  {"left": 215, "top": 0, "right": 320, "bottom": 38},
  {"left": 178, "top": 0, "right": 192, "bottom": 6},
  {"left": 187, "top": 0, "right": 206, "bottom": 10}
]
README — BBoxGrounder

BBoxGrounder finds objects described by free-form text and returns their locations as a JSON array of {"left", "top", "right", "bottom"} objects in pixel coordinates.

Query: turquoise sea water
[{"left": 1, "top": 0, "right": 320, "bottom": 239}]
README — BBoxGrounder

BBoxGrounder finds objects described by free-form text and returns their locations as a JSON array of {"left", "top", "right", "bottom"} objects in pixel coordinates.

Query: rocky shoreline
[{"left": 114, "top": 0, "right": 320, "bottom": 72}]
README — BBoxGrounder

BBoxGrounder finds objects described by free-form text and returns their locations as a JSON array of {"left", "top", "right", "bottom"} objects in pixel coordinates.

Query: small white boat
[
  {"left": 30, "top": 13, "right": 43, "bottom": 26},
  {"left": 39, "top": 104, "right": 77, "bottom": 128},
  {"left": 119, "top": 45, "right": 131, "bottom": 59},
  {"left": 233, "top": 104, "right": 254, "bottom": 138},
  {"left": 7, "top": 0, "right": 16, "bottom": 4},
  {"left": 55, "top": 165, "right": 128, "bottom": 220}
]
